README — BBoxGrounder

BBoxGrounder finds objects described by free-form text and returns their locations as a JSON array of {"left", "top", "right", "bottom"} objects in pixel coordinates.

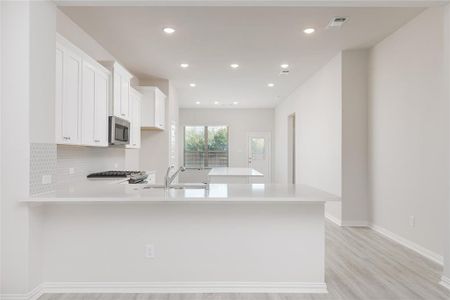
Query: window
[{"left": 184, "top": 126, "right": 229, "bottom": 168}]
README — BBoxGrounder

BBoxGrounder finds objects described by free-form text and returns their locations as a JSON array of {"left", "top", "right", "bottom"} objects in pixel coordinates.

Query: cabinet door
[
  {"left": 56, "top": 45, "right": 81, "bottom": 144},
  {"left": 93, "top": 71, "right": 109, "bottom": 146},
  {"left": 155, "top": 91, "right": 165, "bottom": 129},
  {"left": 120, "top": 76, "right": 130, "bottom": 119},
  {"left": 81, "top": 62, "right": 96, "bottom": 145},
  {"left": 127, "top": 95, "right": 135, "bottom": 148},
  {"left": 82, "top": 62, "right": 109, "bottom": 147},
  {"left": 127, "top": 92, "right": 141, "bottom": 149},
  {"left": 134, "top": 97, "right": 141, "bottom": 148},
  {"left": 113, "top": 69, "right": 122, "bottom": 118}
]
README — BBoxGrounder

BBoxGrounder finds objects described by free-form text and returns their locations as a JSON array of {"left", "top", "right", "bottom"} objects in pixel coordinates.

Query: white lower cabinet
[
  {"left": 127, "top": 88, "right": 142, "bottom": 149},
  {"left": 56, "top": 34, "right": 111, "bottom": 147}
]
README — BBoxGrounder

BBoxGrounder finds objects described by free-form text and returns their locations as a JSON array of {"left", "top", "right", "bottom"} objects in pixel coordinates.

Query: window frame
[{"left": 183, "top": 125, "right": 229, "bottom": 169}]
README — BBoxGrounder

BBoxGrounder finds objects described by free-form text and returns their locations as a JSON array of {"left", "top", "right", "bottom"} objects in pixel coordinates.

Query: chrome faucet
[{"left": 164, "top": 166, "right": 186, "bottom": 189}]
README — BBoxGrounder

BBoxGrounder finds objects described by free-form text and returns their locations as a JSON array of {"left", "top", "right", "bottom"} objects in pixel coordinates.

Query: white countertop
[
  {"left": 208, "top": 167, "right": 263, "bottom": 177},
  {"left": 24, "top": 181, "right": 339, "bottom": 203}
]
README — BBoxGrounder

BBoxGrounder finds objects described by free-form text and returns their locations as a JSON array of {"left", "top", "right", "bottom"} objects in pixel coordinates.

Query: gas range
[{"left": 87, "top": 171, "right": 148, "bottom": 184}]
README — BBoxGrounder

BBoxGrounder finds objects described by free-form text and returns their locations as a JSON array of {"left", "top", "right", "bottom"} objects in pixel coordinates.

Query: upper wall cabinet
[
  {"left": 56, "top": 34, "right": 111, "bottom": 147},
  {"left": 55, "top": 41, "right": 82, "bottom": 145},
  {"left": 127, "top": 88, "right": 142, "bottom": 149},
  {"left": 137, "top": 86, "right": 166, "bottom": 130},
  {"left": 102, "top": 62, "right": 133, "bottom": 121}
]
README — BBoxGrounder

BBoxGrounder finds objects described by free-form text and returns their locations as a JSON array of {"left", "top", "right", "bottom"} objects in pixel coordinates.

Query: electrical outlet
[
  {"left": 114, "top": 163, "right": 119, "bottom": 169},
  {"left": 145, "top": 244, "right": 155, "bottom": 258},
  {"left": 69, "top": 168, "right": 75, "bottom": 175},
  {"left": 409, "top": 216, "right": 415, "bottom": 228},
  {"left": 41, "top": 175, "right": 52, "bottom": 185}
]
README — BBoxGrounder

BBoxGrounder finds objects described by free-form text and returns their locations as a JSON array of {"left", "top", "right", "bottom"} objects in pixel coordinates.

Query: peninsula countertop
[{"left": 24, "top": 181, "right": 340, "bottom": 203}]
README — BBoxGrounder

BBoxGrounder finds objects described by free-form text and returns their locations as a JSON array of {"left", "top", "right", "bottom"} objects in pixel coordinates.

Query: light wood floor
[{"left": 39, "top": 221, "right": 450, "bottom": 300}]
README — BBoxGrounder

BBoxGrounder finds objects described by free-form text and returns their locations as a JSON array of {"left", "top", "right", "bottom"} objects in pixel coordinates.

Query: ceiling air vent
[
  {"left": 327, "top": 17, "right": 349, "bottom": 29},
  {"left": 279, "top": 69, "right": 290, "bottom": 76}
]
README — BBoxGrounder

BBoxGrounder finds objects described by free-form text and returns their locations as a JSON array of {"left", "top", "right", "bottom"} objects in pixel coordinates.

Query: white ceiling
[{"left": 60, "top": 5, "right": 424, "bottom": 108}]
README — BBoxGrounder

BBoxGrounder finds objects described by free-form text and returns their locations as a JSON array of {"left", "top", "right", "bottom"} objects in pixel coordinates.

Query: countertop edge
[{"left": 21, "top": 197, "right": 339, "bottom": 203}]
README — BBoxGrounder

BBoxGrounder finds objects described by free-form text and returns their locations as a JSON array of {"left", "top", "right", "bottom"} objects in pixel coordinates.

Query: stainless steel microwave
[{"left": 109, "top": 116, "right": 130, "bottom": 145}]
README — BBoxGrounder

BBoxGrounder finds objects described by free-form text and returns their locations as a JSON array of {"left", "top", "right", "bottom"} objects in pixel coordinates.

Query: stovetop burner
[{"left": 87, "top": 170, "right": 143, "bottom": 178}]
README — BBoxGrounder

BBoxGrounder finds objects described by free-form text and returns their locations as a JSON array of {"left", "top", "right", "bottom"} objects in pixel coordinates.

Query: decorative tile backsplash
[
  {"left": 56, "top": 145, "right": 125, "bottom": 184},
  {"left": 29, "top": 143, "right": 126, "bottom": 195},
  {"left": 30, "top": 143, "right": 57, "bottom": 195}
]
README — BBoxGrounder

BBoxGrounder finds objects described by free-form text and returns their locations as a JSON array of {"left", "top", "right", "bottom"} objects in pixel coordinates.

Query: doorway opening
[{"left": 288, "top": 114, "right": 296, "bottom": 184}]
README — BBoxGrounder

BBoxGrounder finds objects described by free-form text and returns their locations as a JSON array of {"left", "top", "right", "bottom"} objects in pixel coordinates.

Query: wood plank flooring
[{"left": 39, "top": 221, "right": 450, "bottom": 300}]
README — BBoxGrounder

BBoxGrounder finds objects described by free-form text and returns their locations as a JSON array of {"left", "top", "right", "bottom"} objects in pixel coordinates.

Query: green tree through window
[{"left": 184, "top": 126, "right": 229, "bottom": 168}]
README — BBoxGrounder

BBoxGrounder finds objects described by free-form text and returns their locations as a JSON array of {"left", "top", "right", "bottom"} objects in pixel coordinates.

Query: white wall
[
  {"left": 2, "top": 1, "right": 32, "bottom": 294},
  {"left": 274, "top": 54, "right": 342, "bottom": 220},
  {"left": 179, "top": 108, "right": 274, "bottom": 183},
  {"left": 341, "top": 50, "right": 369, "bottom": 225},
  {"left": 369, "top": 7, "right": 448, "bottom": 259},
  {"left": 1, "top": 0, "right": 56, "bottom": 294},
  {"left": 56, "top": 9, "right": 114, "bottom": 62},
  {"left": 443, "top": 4, "right": 450, "bottom": 282}
]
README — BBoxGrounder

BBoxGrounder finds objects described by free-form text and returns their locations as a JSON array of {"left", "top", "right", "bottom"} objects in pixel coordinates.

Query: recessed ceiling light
[
  {"left": 214, "top": 101, "right": 220, "bottom": 105},
  {"left": 267, "top": 83, "right": 275, "bottom": 87},
  {"left": 180, "top": 63, "right": 189, "bottom": 68},
  {"left": 195, "top": 101, "right": 201, "bottom": 105},
  {"left": 280, "top": 64, "right": 289, "bottom": 69},
  {"left": 189, "top": 83, "right": 196, "bottom": 87},
  {"left": 232, "top": 101, "right": 239, "bottom": 105},
  {"left": 230, "top": 63, "right": 239, "bottom": 69},
  {"left": 304, "top": 28, "right": 315, "bottom": 34},
  {"left": 163, "top": 27, "right": 176, "bottom": 34}
]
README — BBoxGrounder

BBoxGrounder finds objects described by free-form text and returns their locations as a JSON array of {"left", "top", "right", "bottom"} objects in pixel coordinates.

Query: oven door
[{"left": 109, "top": 116, "right": 130, "bottom": 145}]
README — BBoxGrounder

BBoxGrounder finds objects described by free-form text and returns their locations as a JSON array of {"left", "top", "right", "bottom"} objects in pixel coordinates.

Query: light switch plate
[{"left": 145, "top": 244, "right": 155, "bottom": 258}]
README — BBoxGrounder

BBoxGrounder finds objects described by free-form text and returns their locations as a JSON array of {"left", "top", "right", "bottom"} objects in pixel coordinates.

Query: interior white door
[{"left": 247, "top": 132, "right": 271, "bottom": 183}]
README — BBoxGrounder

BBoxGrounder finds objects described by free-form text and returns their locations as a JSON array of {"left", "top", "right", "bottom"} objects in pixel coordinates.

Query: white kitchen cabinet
[
  {"left": 55, "top": 42, "right": 82, "bottom": 145},
  {"left": 103, "top": 62, "right": 133, "bottom": 120},
  {"left": 127, "top": 88, "right": 142, "bottom": 149},
  {"left": 81, "top": 61, "right": 110, "bottom": 147},
  {"left": 56, "top": 34, "right": 112, "bottom": 147},
  {"left": 137, "top": 86, "right": 166, "bottom": 130}
]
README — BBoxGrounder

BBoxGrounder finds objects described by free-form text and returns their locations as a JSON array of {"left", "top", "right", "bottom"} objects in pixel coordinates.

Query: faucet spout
[{"left": 164, "top": 166, "right": 186, "bottom": 188}]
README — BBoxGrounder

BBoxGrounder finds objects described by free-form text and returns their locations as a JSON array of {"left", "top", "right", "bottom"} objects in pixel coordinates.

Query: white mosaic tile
[
  {"left": 56, "top": 145, "right": 126, "bottom": 183},
  {"left": 29, "top": 143, "right": 127, "bottom": 194},
  {"left": 30, "top": 143, "right": 57, "bottom": 195}
]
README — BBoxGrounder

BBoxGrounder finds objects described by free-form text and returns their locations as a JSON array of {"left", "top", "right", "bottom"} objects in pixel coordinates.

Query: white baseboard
[
  {"left": 0, "top": 284, "right": 43, "bottom": 300},
  {"left": 325, "top": 213, "right": 369, "bottom": 227},
  {"left": 1, "top": 282, "right": 328, "bottom": 298},
  {"left": 341, "top": 220, "right": 370, "bottom": 227},
  {"left": 440, "top": 276, "right": 450, "bottom": 290},
  {"left": 325, "top": 213, "right": 342, "bottom": 226},
  {"left": 369, "top": 223, "right": 444, "bottom": 266}
]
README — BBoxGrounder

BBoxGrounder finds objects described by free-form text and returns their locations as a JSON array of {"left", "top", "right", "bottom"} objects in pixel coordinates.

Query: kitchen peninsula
[
  {"left": 24, "top": 182, "right": 338, "bottom": 293},
  {"left": 208, "top": 167, "right": 264, "bottom": 183}
]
